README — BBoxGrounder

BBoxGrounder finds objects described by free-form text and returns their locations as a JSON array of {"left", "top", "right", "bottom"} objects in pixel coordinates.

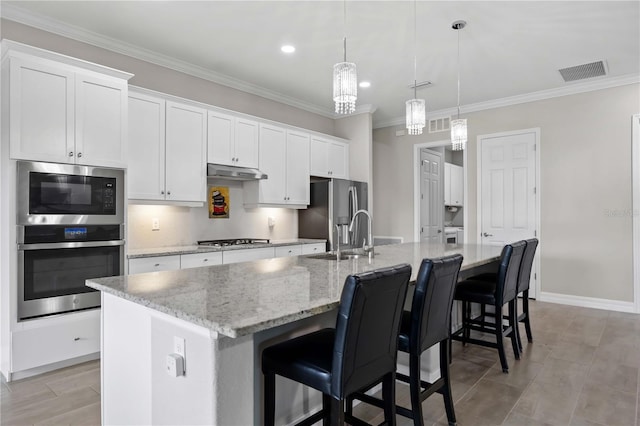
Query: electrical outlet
[
  {"left": 152, "top": 218, "right": 160, "bottom": 231},
  {"left": 174, "top": 336, "right": 185, "bottom": 358}
]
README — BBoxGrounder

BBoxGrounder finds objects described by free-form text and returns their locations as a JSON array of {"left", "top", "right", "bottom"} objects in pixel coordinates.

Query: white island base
[{"left": 101, "top": 292, "right": 442, "bottom": 425}]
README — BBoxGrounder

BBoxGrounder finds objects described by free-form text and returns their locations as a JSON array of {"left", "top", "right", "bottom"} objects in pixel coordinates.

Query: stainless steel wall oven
[{"left": 17, "top": 161, "right": 125, "bottom": 320}]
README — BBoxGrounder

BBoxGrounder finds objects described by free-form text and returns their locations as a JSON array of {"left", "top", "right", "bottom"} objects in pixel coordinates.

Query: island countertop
[{"left": 87, "top": 243, "right": 502, "bottom": 338}]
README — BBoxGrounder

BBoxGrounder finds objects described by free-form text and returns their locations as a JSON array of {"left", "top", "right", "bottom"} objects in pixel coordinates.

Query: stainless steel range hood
[{"left": 207, "top": 163, "right": 268, "bottom": 181}]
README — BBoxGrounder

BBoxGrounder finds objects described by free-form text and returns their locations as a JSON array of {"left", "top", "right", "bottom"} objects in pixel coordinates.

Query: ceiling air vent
[
  {"left": 558, "top": 60, "right": 608, "bottom": 82},
  {"left": 429, "top": 117, "right": 450, "bottom": 133}
]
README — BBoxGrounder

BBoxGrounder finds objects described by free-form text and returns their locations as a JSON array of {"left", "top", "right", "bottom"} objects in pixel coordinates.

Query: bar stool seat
[{"left": 262, "top": 264, "right": 412, "bottom": 426}]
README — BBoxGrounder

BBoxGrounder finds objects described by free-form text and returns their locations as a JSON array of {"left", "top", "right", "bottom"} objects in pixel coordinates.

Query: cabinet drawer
[
  {"left": 275, "top": 245, "right": 302, "bottom": 258},
  {"left": 301, "top": 243, "right": 326, "bottom": 255},
  {"left": 12, "top": 311, "right": 100, "bottom": 372},
  {"left": 129, "top": 255, "right": 181, "bottom": 274},
  {"left": 181, "top": 252, "right": 223, "bottom": 269},
  {"left": 222, "top": 247, "right": 275, "bottom": 265}
]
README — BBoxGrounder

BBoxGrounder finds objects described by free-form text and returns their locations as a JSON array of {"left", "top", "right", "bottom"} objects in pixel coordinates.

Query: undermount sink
[{"left": 306, "top": 250, "right": 374, "bottom": 261}]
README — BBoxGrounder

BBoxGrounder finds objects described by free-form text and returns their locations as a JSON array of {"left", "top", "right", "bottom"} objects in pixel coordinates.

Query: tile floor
[{"left": 0, "top": 300, "right": 638, "bottom": 425}]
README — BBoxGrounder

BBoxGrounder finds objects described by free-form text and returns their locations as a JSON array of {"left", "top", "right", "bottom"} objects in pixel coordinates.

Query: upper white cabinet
[
  {"left": 6, "top": 46, "right": 131, "bottom": 168},
  {"left": 207, "top": 111, "right": 259, "bottom": 168},
  {"left": 444, "top": 163, "right": 464, "bottom": 206},
  {"left": 244, "top": 125, "right": 309, "bottom": 208},
  {"left": 310, "top": 137, "right": 349, "bottom": 179},
  {"left": 128, "top": 89, "right": 206, "bottom": 203}
]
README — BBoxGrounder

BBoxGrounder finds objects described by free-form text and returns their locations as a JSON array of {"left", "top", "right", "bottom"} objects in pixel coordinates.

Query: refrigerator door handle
[{"left": 348, "top": 186, "right": 359, "bottom": 246}]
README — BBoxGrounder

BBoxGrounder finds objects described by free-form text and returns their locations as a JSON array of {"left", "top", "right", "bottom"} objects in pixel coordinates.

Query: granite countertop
[
  {"left": 127, "top": 238, "right": 326, "bottom": 259},
  {"left": 88, "top": 243, "right": 502, "bottom": 339}
]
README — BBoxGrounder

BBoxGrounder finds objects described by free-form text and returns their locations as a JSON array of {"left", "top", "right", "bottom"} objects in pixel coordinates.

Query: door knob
[
  {"left": 483, "top": 232, "right": 494, "bottom": 237},
  {"left": 437, "top": 229, "right": 442, "bottom": 233}
]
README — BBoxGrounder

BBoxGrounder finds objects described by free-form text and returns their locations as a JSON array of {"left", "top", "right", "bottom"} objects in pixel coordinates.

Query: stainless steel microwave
[{"left": 17, "top": 161, "right": 124, "bottom": 225}]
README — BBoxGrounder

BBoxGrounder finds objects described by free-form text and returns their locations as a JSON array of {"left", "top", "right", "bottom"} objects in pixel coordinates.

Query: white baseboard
[
  {"left": 538, "top": 292, "right": 637, "bottom": 313},
  {"left": 8, "top": 352, "right": 100, "bottom": 382}
]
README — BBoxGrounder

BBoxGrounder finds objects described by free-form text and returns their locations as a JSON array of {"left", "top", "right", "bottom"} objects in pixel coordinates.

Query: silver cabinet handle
[
  {"left": 74, "top": 337, "right": 80, "bottom": 341},
  {"left": 437, "top": 229, "right": 442, "bottom": 233},
  {"left": 167, "top": 191, "right": 171, "bottom": 195},
  {"left": 154, "top": 263, "right": 160, "bottom": 267},
  {"left": 161, "top": 190, "right": 165, "bottom": 195},
  {"left": 68, "top": 151, "right": 74, "bottom": 157},
  {"left": 77, "top": 152, "right": 82, "bottom": 158},
  {"left": 483, "top": 232, "right": 493, "bottom": 237},
  {"left": 203, "top": 259, "right": 208, "bottom": 262}
]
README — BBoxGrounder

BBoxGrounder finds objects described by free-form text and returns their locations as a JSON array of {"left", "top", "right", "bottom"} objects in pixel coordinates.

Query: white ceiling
[{"left": 2, "top": 1, "right": 639, "bottom": 128}]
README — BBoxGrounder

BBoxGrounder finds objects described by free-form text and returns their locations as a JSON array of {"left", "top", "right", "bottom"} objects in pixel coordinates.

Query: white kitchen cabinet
[
  {"left": 165, "top": 101, "right": 207, "bottom": 202},
  {"left": 128, "top": 90, "right": 206, "bottom": 203},
  {"left": 181, "top": 252, "right": 223, "bottom": 269},
  {"left": 128, "top": 255, "right": 181, "bottom": 274},
  {"left": 301, "top": 243, "right": 326, "bottom": 255},
  {"left": 244, "top": 125, "right": 310, "bottom": 208},
  {"left": 275, "top": 245, "right": 302, "bottom": 258},
  {"left": 310, "top": 137, "right": 349, "bottom": 179},
  {"left": 7, "top": 52, "right": 130, "bottom": 168},
  {"left": 222, "top": 247, "right": 275, "bottom": 264},
  {"left": 444, "top": 163, "right": 464, "bottom": 206},
  {"left": 207, "top": 111, "right": 259, "bottom": 168}
]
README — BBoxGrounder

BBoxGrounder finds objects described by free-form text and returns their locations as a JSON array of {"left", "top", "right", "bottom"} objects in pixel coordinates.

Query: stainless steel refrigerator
[{"left": 298, "top": 178, "right": 368, "bottom": 252}]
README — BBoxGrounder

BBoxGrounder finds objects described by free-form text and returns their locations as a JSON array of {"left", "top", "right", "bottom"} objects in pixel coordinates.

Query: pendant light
[
  {"left": 333, "top": 0, "right": 357, "bottom": 114},
  {"left": 451, "top": 20, "right": 467, "bottom": 151},
  {"left": 406, "top": 0, "right": 425, "bottom": 135}
]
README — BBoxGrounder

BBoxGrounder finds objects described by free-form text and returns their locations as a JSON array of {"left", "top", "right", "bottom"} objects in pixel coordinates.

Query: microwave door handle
[{"left": 18, "top": 240, "right": 125, "bottom": 250}]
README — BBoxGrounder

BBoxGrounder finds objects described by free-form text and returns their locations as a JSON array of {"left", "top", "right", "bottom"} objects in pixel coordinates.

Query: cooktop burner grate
[{"left": 197, "top": 238, "right": 270, "bottom": 247}]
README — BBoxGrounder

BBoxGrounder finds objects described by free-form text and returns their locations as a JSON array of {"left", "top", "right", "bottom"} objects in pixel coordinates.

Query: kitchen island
[{"left": 87, "top": 242, "right": 502, "bottom": 425}]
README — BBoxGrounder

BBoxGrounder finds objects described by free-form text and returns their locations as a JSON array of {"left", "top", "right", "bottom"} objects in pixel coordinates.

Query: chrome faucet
[
  {"left": 334, "top": 224, "right": 341, "bottom": 260},
  {"left": 349, "top": 209, "right": 374, "bottom": 255}
]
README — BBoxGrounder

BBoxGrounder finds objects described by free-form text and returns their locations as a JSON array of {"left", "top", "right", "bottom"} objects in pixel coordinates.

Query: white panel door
[
  {"left": 75, "top": 74, "right": 127, "bottom": 167},
  {"left": 479, "top": 130, "right": 538, "bottom": 294},
  {"left": 234, "top": 118, "right": 259, "bottom": 168},
  {"left": 207, "top": 111, "right": 235, "bottom": 166},
  {"left": 9, "top": 58, "right": 74, "bottom": 164},
  {"left": 165, "top": 101, "right": 207, "bottom": 202},
  {"left": 328, "top": 141, "right": 348, "bottom": 179},
  {"left": 258, "top": 124, "right": 287, "bottom": 204},
  {"left": 309, "top": 137, "right": 329, "bottom": 177},
  {"left": 128, "top": 92, "right": 165, "bottom": 200},
  {"left": 286, "top": 130, "right": 310, "bottom": 205},
  {"left": 420, "top": 149, "right": 443, "bottom": 243}
]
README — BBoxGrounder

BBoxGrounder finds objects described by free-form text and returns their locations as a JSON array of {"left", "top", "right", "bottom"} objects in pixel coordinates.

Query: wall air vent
[
  {"left": 429, "top": 117, "right": 451, "bottom": 133},
  {"left": 559, "top": 60, "right": 608, "bottom": 82}
]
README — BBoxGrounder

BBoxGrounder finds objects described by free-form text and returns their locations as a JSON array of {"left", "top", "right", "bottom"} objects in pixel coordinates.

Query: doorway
[{"left": 413, "top": 141, "right": 468, "bottom": 243}]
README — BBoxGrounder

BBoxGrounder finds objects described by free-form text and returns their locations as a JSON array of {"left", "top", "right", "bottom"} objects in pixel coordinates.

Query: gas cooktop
[{"left": 197, "top": 238, "right": 270, "bottom": 247}]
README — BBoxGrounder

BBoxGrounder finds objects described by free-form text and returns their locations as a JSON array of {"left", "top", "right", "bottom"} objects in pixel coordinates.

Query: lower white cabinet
[
  {"left": 129, "top": 255, "right": 181, "bottom": 274},
  {"left": 275, "top": 245, "right": 302, "bottom": 258},
  {"left": 11, "top": 309, "right": 100, "bottom": 373},
  {"left": 301, "top": 243, "right": 326, "bottom": 255},
  {"left": 222, "top": 247, "right": 275, "bottom": 264},
  {"left": 181, "top": 252, "right": 223, "bottom": 269}
]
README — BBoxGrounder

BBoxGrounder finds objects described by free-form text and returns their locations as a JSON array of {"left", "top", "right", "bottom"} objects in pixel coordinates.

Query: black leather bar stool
[
  {"left": 451, "top": 241, "right": 525, "bottom": 373},
  {"left": 261, "top": 264, "right": 411, "bottom": 426},
  {"left": 347, "top": 254, "right": 464, "bottom": 426}
]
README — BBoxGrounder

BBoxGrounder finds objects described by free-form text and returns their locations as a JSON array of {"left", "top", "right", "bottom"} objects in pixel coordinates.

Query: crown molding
[
  {"left": 333, "top": 104, "right": 378, "bottom": 119},
  {"left": 375, "top": 73, "right": 640, "bottom": 130},
  {"left": 0, "top": 3, "right": 336, "bottom": 119}
]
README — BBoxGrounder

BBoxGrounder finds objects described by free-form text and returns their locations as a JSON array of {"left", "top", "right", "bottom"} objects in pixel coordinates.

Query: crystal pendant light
[
  {"left": 406, "top": 0, "right": 425, "bottom": 135},
  {"left": 451, "top": 20, "right": 467, "bottom": 151},
  {"left": 333, "top": 1, "right": 357, "bottom": 114}
]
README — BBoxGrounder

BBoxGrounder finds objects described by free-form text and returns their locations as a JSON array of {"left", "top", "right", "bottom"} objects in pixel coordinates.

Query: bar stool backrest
[
  {"left": 409, "top": 254, "right": 464, "bottom": 355},
  {"left": 332, "top": 263, "right": 411, "bottom": 399},
  {"left": 517, "top": 238, "right": 539, "bottom": 294},
  {"left": 497, "top": 241, "right": 526, "bottom": 305}
]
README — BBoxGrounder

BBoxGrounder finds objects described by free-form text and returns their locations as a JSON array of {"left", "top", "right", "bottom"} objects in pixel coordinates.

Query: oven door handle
[{"left": 18, "top": 240, "right": 125, "bottom": 250}]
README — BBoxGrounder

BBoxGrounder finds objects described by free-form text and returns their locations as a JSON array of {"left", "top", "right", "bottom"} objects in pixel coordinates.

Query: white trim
[
  {"left": 632, "top": 114, "right": 640, "bottom": 313},
  {"left": 413, "top": 140, "right": 468, "bottom": 243},
  {"left": 476, "top": 128, "right": 541, "bottom": 298},
  {"left": 539, "top": 292, "right": 637, "bottom": 314},
  {"left": 375, "top": 74, "right": 640, "bottom": 130}
]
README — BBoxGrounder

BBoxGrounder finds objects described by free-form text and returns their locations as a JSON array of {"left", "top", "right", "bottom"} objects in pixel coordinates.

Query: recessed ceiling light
[
  {"left": 359, "top": 81, "right": 371, "bottom": 88},
  {"left": 281, "top": 45, "right": 295, "bottom": 54}
]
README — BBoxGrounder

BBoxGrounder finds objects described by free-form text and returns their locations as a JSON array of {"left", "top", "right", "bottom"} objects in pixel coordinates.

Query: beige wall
[{"left": 374, "top": 83, "right": 640, "bottom": 302}]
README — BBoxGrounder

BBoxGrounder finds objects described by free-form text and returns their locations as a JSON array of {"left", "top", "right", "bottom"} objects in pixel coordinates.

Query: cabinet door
[
  {"left": 444, "top": 163, "right": 452, "bottom": 205},
  {"left": 274, "top": 245, "right": 302, "bottom": 258},
  {"left": 128, "top": 92, "right": 166, "bottom": 200},
  {"left": 328, "top": 141, "right": 348, "bottom": 179},
  {"left": 9, "top": 58, "right": 74, "bottom": 164},
  {"left": 222, "top": 247, "right": 275, "bottom": 264},
  {"left": 75, "top": 74, "right": 127, "bottom": 167},
  {"left": 128, "top": 255, "right": 181, "bottom": 274},
  {"left": 301, "top": 243, "right": 326, "bottom": 255},
  {"left": 258, "top": 124, "right": 287, "bottom": 204},
  {"left": 286, "top": 131, "right": 310, "bottom": 205},
  {"left": 450, "top": 164, "right": 463, "bottom": 206},
  {"left": 207, "top": 111, "right": 235, "bottom": 166},
  {"left": 234, "top": 118, "right": 259, "bottom": 168},
  {"left": 181, "top": 252, "right": 223, "bottom": 269},
  {"left": 165, "top": 101, "right": 207, "bottom": 202},
  {"left": 309, "top": 138, "right": 329, "bottom": 177}
]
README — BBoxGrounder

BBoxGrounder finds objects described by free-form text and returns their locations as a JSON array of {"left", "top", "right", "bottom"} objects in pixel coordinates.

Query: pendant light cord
[
  {"left": 413, "top": 0, "right": 417, "bottom": 99},
  {"left": 343, "top": 0, "right": 347, "bottom": 62},
  {"left": 456, "top": 25, "right": 461, "bottom": 119}
]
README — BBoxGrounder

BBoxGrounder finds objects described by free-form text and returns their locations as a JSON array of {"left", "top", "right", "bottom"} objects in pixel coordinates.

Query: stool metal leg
[
  {"left": 329, "top": 397, "right": 344, "bottom": 425},
  {"left": 264, "top": 372, "right": 276, "bottom": 426},
  {"left": 408, "top": 353, "right": 424, "bottom": 426},
  {"left": 381, "top": 372, "right": 397, "bottom": 426},
  {"left": 508, "top": 301, "right": 520, "bottom": 360},
  {"left": 440, "top": 340, "right": 457, "bottom": 426},
  {"left": 522, "top": 291, "right": 533, "bottom": 343},
  {"left": 495, "top": 305, "right": 509, "bottom": 373}
]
